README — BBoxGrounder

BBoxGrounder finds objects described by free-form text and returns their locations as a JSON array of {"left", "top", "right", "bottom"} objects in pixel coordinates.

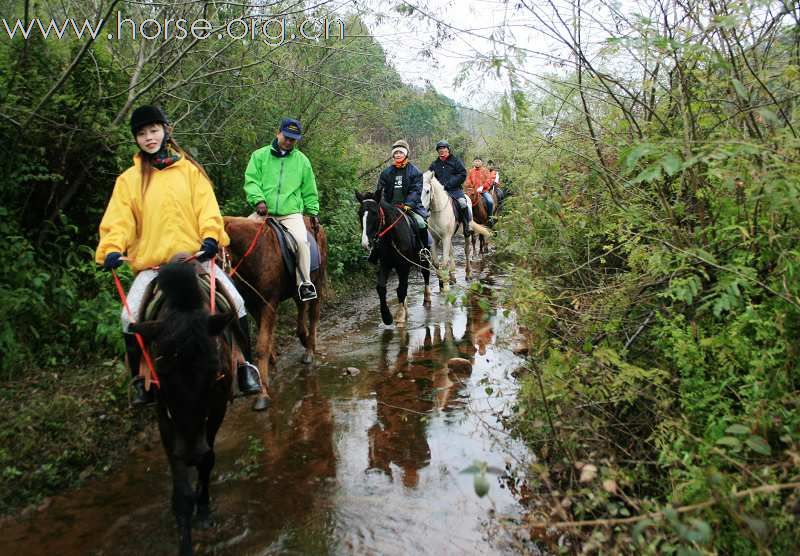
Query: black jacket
[
  {"left": 376, "top": 163, "right": 428, "bottom": 218},
  {"left": 428, "top": 155, "right": 467, "bottom": 192}
]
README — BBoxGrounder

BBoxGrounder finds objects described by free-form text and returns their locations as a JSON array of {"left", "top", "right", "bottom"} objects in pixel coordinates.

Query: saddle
[
  {"left": 143, "top": 270, "right": 235, "bottom": 322},
  {"left": 449, "top": 197, "right": 464, "bottom": 224},
  {"left": 140, "top": 266, "right": 241, "bottom": 394},
  {"left": 266, "top": 217, "right": 321, "bottom": 279}
]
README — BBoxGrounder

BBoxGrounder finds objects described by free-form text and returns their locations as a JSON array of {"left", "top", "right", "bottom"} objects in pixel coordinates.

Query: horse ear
[
  {"left": 355, "top": 191, "right": 364, "bottom": 203},
  {"left": 129, "top": 321, "right": 164, "bottom": 343},
  {"left": 208, "top": 312, "right": 235, "bottom": 336}
]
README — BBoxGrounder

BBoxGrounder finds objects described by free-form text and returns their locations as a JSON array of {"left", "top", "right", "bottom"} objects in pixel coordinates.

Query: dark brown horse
[
  {"left": 468, "top": 190, "right": 490, "bottom": 255},
  {"left": 224, "top": 216, "right": 327, "bottom": 410},
  {"left": 129, "top": 261, "right": 235, "bottom": 556}
]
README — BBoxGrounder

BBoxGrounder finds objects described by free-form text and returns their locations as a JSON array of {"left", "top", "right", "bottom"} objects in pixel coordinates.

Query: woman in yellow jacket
[{"left": 96, "top": 105, "right": 262, "bottom": 406}]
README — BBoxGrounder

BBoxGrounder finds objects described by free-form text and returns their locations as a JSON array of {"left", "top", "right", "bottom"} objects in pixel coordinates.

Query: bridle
[{"left": 361, "top": 199, "right": 405, "bottom": 241}]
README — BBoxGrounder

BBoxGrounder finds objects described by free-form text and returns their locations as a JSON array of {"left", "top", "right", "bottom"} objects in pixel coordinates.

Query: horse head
[
  {"left": 130, "top": 262, "right": 234, "bottom": 464},
  {"left": 355, "top": 190, "right": 382, "bottom": 251},
  {"left": 421, "top": 173, "right": 432, "bottom": 210},
  {"left": 423, "top": 171, "right": 447, "bottom": 212}
]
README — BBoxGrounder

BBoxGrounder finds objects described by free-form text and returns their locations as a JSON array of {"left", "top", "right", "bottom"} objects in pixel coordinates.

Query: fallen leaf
[{"left": 579, "top": 464, "right": 597, "bottom": 483}]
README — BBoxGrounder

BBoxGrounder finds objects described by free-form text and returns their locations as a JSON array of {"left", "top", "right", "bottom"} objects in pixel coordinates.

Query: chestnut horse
[
  {"left": 468, "top": 190, "right": 490, "bottom": 255},
  {"left": 130, "top": 261, "right": 235, "bottom": 556},
  {"left": 224, "top": 216, "right": 327, "bottom": 410}
]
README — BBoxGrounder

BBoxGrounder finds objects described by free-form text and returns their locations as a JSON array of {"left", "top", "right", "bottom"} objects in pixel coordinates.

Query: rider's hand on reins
[
  {"left": 103, "top": 252, "right": 124, "bottom": 271},
  {"left": 196, "top": 237, "right": 218, "bottom": 262},
  {"left": 310, "top": 215, "right": 320, "bottom": 234}
]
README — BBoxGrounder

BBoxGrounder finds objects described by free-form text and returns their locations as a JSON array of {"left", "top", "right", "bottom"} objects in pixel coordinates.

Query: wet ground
[{"left": 1, "top": 250, "right": 536, "bottom": 555}]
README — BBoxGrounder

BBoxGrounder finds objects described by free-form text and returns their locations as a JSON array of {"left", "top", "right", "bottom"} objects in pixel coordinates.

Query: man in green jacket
[{"left": 244, "top": 118, "right": 320, "bottom": 301}]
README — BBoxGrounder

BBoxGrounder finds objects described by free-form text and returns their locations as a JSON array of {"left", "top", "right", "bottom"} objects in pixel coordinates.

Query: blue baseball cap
[{"left": 279, "top": 118, "right": 302, "bottom": 140}]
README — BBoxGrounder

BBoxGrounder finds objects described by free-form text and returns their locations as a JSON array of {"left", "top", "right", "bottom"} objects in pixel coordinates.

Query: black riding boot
[
  {"left": 235, "top": 316, "right": 262, "bottom": 396},
  {"left": 461, "top": 204, "right": 473, "bottom": 237},
  {"left": 124, "top": 332, "right": 154, "bottom": 407},
  {"left": 417, "top": 226, "right": 431, "bottom": 263}
]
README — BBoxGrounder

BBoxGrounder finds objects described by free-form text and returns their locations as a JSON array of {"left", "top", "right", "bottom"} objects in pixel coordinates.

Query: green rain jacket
[{"left": 243, "top": 139, "right": 320, "bottom": 216}]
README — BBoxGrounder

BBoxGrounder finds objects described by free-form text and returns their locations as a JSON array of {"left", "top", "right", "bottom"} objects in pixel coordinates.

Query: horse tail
[
  {"left": 471, "top": 222, "right": 492, "bottom": 238},
  {"left": 158, "top": 262, "right": 204, "bottom": 312}
]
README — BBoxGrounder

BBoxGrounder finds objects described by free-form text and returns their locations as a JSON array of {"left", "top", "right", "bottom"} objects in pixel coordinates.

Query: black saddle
[{"left": 266, "top": 218, "right": 321, "bottom": 279}]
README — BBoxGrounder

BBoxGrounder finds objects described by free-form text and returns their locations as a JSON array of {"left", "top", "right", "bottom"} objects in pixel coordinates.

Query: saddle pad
[
  {"left": 450, "top": 198, "right": 462, "bottom": 224},
  {"left": 268, "top": 218, "right": 321, "bottom": 278},
  {"left": 144, "top": 274, "right": 233, "bottom": 321}
]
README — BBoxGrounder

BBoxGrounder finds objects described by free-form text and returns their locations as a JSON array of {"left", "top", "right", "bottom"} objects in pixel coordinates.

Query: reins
[
  {"left": 376, "top": 205, "right": 406, "bottom": 238},
  {"left": 112, "top": 269, "right": 160, "bottom": 390},
  {"left": 229, "top": 217, "right": 268, "bottom": 277}
]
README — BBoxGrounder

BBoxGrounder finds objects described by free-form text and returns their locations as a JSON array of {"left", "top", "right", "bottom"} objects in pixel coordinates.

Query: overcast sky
[{"left": 359, "top": 0, "right": 528, "bottom": 110}]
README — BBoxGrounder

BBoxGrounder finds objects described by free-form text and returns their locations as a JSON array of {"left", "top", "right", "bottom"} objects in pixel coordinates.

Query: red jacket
[{"left": 465, "top": 167, "right": 491, "bottom": 194}]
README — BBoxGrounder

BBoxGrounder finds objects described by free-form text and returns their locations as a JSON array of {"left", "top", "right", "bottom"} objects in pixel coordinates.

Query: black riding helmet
[
  {"left": 130, "top": 105, "right": 169, "bottom": 135},
  {"left": 435, "top": 140, "right": 451, "bottom": 150}
]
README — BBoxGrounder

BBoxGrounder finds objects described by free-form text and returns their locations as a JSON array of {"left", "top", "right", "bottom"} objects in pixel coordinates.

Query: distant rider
[
  {"left": 375, "top": 140, "right": 430, "bottom": 258},
  {"left": 428, "top": 140, "right": 471, "bottom": 236}
]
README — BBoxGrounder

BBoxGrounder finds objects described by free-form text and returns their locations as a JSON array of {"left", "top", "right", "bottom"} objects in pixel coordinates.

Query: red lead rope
[
  {"left": 112, "top": 270, "right": 160, "bottom": 389},
  {"left": 377, "top": 206, "right": 406, "bottom": 238},
  {"left": 209, "top": 257, "right": 216, "bottom": 314},
  {"left": 229, "top": 218, "right": 268, "bottom": 277}
]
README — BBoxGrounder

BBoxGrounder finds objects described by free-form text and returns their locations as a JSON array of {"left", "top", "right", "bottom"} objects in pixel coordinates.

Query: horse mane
[
  {"left": 156, "top": 263, "right": 215, "bottom": 365},
  {"left": 158, "top": 262, "right": 204, "bottom": 312}
]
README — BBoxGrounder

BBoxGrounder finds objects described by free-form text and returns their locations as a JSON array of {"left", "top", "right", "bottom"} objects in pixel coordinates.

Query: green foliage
[
  {"left": 0, "top": 1, "right": 469, "bottom": 377},
  {"left": 488, "top": 1, "right": 800, "bottom": 552}
]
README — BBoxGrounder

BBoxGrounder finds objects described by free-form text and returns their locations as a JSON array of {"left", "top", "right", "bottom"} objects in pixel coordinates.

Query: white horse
[{"left": 422, "top": 171, "right": 491, "bottom": 291}]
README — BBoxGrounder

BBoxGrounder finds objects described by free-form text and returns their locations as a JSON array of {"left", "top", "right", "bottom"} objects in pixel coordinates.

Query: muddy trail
[{"left": 1, "top": 248, "right": 537, "bottom": 555}]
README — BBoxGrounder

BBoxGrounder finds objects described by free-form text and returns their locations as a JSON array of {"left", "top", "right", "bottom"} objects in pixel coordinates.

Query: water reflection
[
  {"left": 366, "top": 291, "right": 492, "bottom": 488},
  {"left": 368, "top": 328, "right": 432, "bottom": 487},
  {"left": 0, "top": 264, "right": 532, "bottom": 556}
]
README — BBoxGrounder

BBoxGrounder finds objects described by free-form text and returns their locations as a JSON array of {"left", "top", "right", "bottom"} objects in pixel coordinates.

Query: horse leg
[
  {"left": 422, "top": 265, "right": 432, "bottom": 307},
  {"left": 441, "top": 237, "right": 451, "bottom": 292},
  {"left": 377, "top": 265, "right": 393, "bottom": 325},
  {"left": 471, "top": 229, "right": 477, "bottom": 256},
  {"left": 395, "top": 265, "right": 409, "bottom": 325},
  {"left": 170, "top": 458, "right": 195, "bottom": 556},
  {"left": 305, "top": 296, "right": 321, "bottom": 364},
  {"left": 465, "top": 234, "right": 472, "bottom": 277},
  {"left": 295, "top": 298, "right": 315, "bottom": 364},
  {"left": 196, "top": 385, "right": 226, "bottom": 528},
  {"left": 253, "top": 304, "right": 278, "bottom": 410},
  {"left": 432, "top": 239, "right": 445, "bottom": 292},
  {"left": 194, "top": 450, "right": 215, "bottom": 529}
]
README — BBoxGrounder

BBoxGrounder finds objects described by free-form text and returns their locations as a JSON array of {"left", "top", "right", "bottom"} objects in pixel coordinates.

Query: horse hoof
[
  {"left": 252, "top": 396, "right": 271, "bottom": 412},
  {"left": 302, "top": 351, "right": 313, "bottom": 364}
]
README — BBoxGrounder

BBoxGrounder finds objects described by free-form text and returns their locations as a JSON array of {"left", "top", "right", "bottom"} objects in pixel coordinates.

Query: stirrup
[
  {"left": 419, "top": 248, "right": 432, "bottom": 265},
  {"left": 298, "top": 281, "right": 318, "bottom": 302},
  {"left": 237, "top": 361, "right": 262, "bottom": 396},
  {"left": 130, "top": 376, "right": 155, "bottom": 407}
]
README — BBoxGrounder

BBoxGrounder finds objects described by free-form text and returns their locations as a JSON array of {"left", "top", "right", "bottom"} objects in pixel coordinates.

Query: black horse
[
  {"left": 356, "top": 192, "right": 432, "bottom": 325},
  {"left": 130, "top": 261, "right": 234, "bottom": 556}
]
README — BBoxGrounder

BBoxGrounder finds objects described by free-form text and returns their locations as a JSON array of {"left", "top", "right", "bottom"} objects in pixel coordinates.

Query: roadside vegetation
[{"left": 483, "top": 0, "right": 800, "bottom": 552}]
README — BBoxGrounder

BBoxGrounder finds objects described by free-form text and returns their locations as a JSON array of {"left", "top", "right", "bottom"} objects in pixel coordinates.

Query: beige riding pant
[{"left": 274, "top": 213, "right": 311, "bottom": 286}]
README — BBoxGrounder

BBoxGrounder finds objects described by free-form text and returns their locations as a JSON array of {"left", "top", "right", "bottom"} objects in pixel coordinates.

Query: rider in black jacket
[
  {"left": 428, "top": 140, "right": 472, "bottom": 236},
  {"left": 376, "top": 140, "right": 430, "bottom": 254}
]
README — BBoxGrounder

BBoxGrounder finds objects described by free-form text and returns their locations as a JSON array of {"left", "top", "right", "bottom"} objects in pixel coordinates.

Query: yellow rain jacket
[{"left": 95, "top": 155, "right": 229, "bottom": 272}]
